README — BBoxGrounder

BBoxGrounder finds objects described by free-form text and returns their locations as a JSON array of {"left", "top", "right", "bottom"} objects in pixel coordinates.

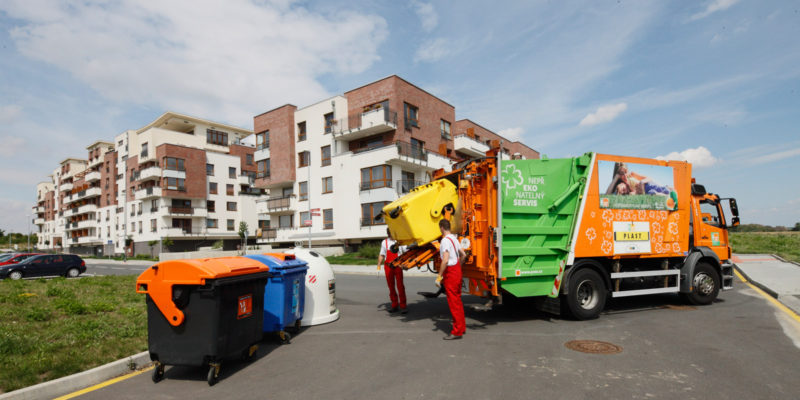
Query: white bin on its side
[{"left": 286, "top": 247, "right": 340, "bottom": 326}]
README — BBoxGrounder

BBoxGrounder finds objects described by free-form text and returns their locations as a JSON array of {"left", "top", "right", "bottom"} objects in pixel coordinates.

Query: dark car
[
  {"left": 0, "top": 253, "right": 44, "bottom": 267},
  {"left": 0, "top": 254, "right": 86, "bottom": 280}
]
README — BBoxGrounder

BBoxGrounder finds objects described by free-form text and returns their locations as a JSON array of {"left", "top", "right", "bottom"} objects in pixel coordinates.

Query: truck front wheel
[
  {"left": 681, "top": 262, "right": 719, "bottom": 305},
  {"left": 565, "top": 268, "right": 607, "bottom": 320}
]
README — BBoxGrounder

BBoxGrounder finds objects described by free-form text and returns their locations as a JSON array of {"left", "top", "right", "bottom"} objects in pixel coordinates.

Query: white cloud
[
  {"left": 497, "top": 127, "right": 523, "bottom": 141},
  {"left": 414, "top": 37, "right": 451, "bottom": 63},
  {"left": 747, "top": 147, "right": 800, "bottom": 166},
  {"left": 412, "top": 1, "right": 438, "bottom": 32},
  {"left": 578, "top": 103, "right": 628, "bottom": 127},
  {"left": 0, "top": 0, "right": 388, "bottom": 124},
  {"left": 0, "top": 105, "right": 22, "bottom": 123},
  {"left": 657, "top": 146, "right": 719, "bottom": 168},
  {"left": 690, "top": 0, "right": 739, "bottom": 21}
]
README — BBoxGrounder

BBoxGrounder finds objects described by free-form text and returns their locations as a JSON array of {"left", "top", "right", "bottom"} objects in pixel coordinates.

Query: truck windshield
[{"left": 699, "top": 200, "right": 722, "bottom": 227}]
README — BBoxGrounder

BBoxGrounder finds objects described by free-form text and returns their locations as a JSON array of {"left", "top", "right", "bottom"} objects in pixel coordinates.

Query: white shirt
[
  {"left": 439, "top": 234, "right": 461, "bottom": 266},
  {"left": 379, "top": 238, "right": 406, "bottom": 257}
]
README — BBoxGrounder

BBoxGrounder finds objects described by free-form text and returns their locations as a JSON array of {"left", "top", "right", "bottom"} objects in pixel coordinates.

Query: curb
[
  {"left": 0, "top": 351, "right": 151, "bottom": 400},
  {"left": 771, "top": 253, "right": 800, "bottom": 268},
  {"left": 733, "top": 265, "right": 779, "bottom": 299}
]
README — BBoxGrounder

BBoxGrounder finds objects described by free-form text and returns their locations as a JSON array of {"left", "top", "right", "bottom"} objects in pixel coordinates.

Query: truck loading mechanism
[{"left": 381, "top": 148, "right": 740, "bottom": 320}]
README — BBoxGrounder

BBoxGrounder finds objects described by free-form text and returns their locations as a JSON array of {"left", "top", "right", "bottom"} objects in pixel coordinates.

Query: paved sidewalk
[
  {"left": 734, "top": 254, "right": 800, "bottom": 315},
  {"left": 332, "top": 264, "right": 435, "bottom": 277}
]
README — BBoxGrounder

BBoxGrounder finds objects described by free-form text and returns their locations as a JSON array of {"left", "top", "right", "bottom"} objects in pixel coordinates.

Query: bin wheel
[
  {"left": 279, "top": 330, "right": 292, "bottom": 344},
  {"left": 242, "top": 344, "right": 258, "bottom": 362},
  {"left": 151, "top": 363, "right": 164, "bottom": 383},
  {"left": 207, "top": 364, "right": 220, "bottom": 386},
  {"left": 289, "top": 319, "right": 302, "bottom": 334}
]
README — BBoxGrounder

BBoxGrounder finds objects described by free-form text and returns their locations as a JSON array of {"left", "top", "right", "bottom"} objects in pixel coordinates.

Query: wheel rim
[
  {"left": 10, "top": 271, "right": 21, "bottom": 280},
  {"left": 576, "top": 279, "right": 598, "bottom": 309},
  {"left": 68, "top": 269, "right": 78, "bottom": 277},
  {"left": 694, "top": 272, "right": 715, "bottom": 296}
]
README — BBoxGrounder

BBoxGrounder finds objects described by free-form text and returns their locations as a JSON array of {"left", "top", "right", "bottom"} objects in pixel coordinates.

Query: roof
[
  {"left": 137, "top": 111, "right": 253, "bottom": 136},
  {"left": 344, "top": 75, "right": 455, "bottom": 108},
  {"left": 86, "top": 140, "right": 114, "bottom": 150},
  {"left": 455, "top": 119, "right": 539, "bottom": 154},
  {"left": 58, "top": 158, "right": 87, "bottom": 165},
  {"left": 253, "top": 103, "right": 297, "bottom": 119}
]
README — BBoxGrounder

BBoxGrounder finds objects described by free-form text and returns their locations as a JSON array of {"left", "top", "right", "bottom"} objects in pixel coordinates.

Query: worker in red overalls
[
  {"left": 437, "top": 219, "right": 466, "bottom": 340},
  {"left": 377, "top": 228, "right": 407, "bottom": 314}
]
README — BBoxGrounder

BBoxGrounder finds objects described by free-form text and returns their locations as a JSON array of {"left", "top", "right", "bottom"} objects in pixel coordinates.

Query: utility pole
[{"left": 307, "top": 153, "right": 311, "bottom": 249}]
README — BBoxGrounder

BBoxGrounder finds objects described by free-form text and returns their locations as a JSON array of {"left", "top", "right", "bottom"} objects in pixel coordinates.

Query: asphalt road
[
  {"left": 83, "top": 260, "right": 153, "bottom": 277},
  {"left": 77, "top": 274, "right": 800, "bottom": 400}
]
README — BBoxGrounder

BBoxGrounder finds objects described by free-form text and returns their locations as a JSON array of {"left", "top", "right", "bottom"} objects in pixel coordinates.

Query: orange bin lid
[{"left": 136, "top": 257, "right": 271, "bottom": 327}]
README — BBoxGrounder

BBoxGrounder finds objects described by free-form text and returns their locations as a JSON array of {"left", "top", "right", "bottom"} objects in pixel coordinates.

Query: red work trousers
[
  {"left": 443, "top": 263, "right": 465, "bottom": 336},
  {"left": 384, "top": 265, "right": 406, "bottom": 309}
]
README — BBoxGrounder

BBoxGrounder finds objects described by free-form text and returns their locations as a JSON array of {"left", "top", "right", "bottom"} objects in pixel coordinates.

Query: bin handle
[{"left": 146, "top": 282, "right": 186, "bottom": 327}]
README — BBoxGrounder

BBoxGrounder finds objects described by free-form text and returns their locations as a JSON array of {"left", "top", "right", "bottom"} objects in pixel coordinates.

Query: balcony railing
[
  {"left": 396, "top": 180, "right": 427, "bottom": 195},
  {"left": 266, "top": 196, "right": 292, "bottom": 210},
  {"left": 167, "top": 206, "right": 193, "bottom": 215},
  {"left": 332, "top": 107, "right": 398, "bottom": 140},
  {"left": 361, "top": 217, "right": 386, "bottom": 227},
  {"left": 396, "top": 141, "right": 427, "bottom": 161},
  {"left": 360, "top": 180, "right": 392, "bottom": 191},
  {"left": 258, "top": 228, "right": 277, "bottom": 240}
]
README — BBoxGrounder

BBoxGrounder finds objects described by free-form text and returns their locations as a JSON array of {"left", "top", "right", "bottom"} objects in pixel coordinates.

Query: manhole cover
[
  {"left": 564, "top": 340, "right": 622, "bottom": 354},
  {"left": 661, "top": 304, "right": 696, "bottom": 311}
]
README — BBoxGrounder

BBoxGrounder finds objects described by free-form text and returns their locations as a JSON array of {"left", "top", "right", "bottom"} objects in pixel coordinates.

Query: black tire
[
  {"left": 279, "top": 330, "right": 292, "bottom": 344},
  {"left": 9, "top": 270, "right": 22, "bottom": 280},
  {"left": 151, "top": 363, "right": 164, "bottom": 383},
  {"left": 564, "top": 268, "right": 607, "bottom": 320},
  {"left": 207, "top": 365, "right": 218, "bottom": 386},
  {"left": 682, "top": 262, "right": 720, "bottom": 305},
  {"left": 66, "top": 268, "right": 80, "bottom": 278}
]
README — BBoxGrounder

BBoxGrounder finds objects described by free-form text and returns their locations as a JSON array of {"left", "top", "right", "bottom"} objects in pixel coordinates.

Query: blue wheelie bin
[{"left": 245, "top": 254, "right": 308, "bottom": 343}]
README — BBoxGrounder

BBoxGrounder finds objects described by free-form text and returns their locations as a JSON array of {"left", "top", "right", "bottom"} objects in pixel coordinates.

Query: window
[
  {"left": 257, "top": 159, "right": 270, "bottom": 178},
  {"left": 322, "top": 177, "right": 333, "bottom": 194},
  {"left": 150, "top": 219, "right": 156, "bottom": 232},
  {"left": 299, "top": 181, "right": 308, "bottom": 201},
  {"left": 404, "top": 103, "right": 419, "bottom": 128},
  {"left": 227, "top": 219, "right": 235, "bottom": 231},
  {"left": 207, "top": 200, "right": 215, "bottom": 212},
  {"left": 297, "top": 122, "right": 307, "bottom": 141},
  {"left": 324, "top": 112, "right": 334, "bottom": 134},
  {"left": 227, "top": 184, "right": 234, "bottom": 196},
  {"left": 207, "top": 129, "right": 228, "bottom": 146},
  {"left": 151, "top": 199, "right": 158, "bottom": 212},
  {"left": 246, "top": 154, "right": 253, "bottom": 165},
  {"left": 361, "top": 202, "right": 390, "bottom": 226},
  {"left": 700, "top": 200, "right": 722, "bottom": 227},
  {"left": 440, "top": 120, "right": 451, "bottom": 139},
  {"left": 165, "top": 157, "right": 185, "bottom": 171},
  {"left": 209, "top": 182, "right": 218, "bottom": 194},
  {"left": 282, "top": 187, "right": 294, "bottom": 197},
  {"left": 360, "top": 165, "right": 392, "bottom": 190},
  {"left": 207, "top": 219, "right": 218, "bottom": 229},
  {"left": 166, "top": 177, "right": 185, "bottom": 191},
  {"left": 229, "top": 167, "right": 236, "bottom": 179},
  {"left": 298, "top": 151, "right": 310, "bottom": 168},
  {"left": 256, "top": 131, "right": 269, "bottom": 150},
  {"left": 227, "top": 202, "right": 237, "bottom": 211},
  {"left": 323, "top": 209, "right": 333, "bottom": 230},
  {"left": 321, "top": 145, "right": 331, "bottom": 166},
  {"left": 300, "top": 211, "right": 310, "bottom": 227},
  {"left": 279, "top": 215, "right": 293, "bottom": 228},
  {"left": 206, "top": 163, "right": 214, "bottom": 176},
  {"left": 141, "top": 143, "right": 148, "bottom": 158}
]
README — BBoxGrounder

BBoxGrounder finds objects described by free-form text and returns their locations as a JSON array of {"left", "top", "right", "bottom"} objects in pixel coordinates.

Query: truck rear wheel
[
  {"left": 565, "top": 268, "right": 607, "bottom": 320},
  {"left": 681, "top": 262, "right": 719, "bottom": 305}
]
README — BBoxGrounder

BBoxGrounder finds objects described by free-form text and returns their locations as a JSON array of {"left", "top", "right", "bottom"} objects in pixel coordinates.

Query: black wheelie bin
[{"left": 136, "top": 257, "right": 271, "bottom": 385}]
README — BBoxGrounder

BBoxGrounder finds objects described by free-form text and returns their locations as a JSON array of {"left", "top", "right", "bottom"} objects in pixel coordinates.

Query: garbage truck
[{"left": 383, "top": 148, "right": 740, "bottom": 320}]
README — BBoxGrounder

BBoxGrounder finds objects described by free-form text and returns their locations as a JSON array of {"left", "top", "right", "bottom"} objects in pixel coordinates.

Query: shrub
[{"left": 357, "top": 243, "right": 381, "bottom": 259}]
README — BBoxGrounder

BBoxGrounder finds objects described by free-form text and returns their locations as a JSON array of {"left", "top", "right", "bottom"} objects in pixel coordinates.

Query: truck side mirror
[
  {"left": 731, "top": 216, "right": 740, "bottom": 227},
  {"left": 728, "top": 198, "right": 739, "bottom": 217}
]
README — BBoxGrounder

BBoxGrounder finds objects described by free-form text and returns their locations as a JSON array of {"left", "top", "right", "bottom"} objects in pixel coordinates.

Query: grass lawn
[
  {"left": 325, "top": 253, "right": 376, "bottom": 265},
  {"left": 730, "top": 232, "right": 800, "bottom": 263},
  {"left": 0, "top": 276, "right": 147, "bottom": 393}
]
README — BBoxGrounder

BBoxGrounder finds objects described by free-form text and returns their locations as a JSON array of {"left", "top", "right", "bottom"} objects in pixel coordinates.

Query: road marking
[
  {"left": 735, "top": 270, "right": 800, "bottom": 324},
  {"left": 53, "top": 366, "right": 153, "bottom": 400}
]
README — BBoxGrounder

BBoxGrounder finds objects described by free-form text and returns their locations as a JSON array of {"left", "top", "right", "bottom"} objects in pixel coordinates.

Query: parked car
[
  {"left": 0, "top": 254, "right": 86, "bottom": 280},
  {"left": 0, "top": 253, "right": 43, "bottom": 267}
]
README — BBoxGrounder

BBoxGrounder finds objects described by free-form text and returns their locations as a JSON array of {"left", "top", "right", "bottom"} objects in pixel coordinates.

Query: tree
[
  {"left": 793, "top": 222, "right": 800, "bottom": 232},
  {"left": 148, "top": 240, "right": 158, "bottom": 258},
  {"left": 238, "top": 221, "right": 249, "bottom": 252},
  {"left": 161, "top": 238, "right": 174, "bottom": 251}
]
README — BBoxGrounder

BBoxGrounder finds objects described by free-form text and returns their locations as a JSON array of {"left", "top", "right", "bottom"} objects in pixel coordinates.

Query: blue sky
[{"left": 0, "top": 0, "right": 798, "bottom": 233}]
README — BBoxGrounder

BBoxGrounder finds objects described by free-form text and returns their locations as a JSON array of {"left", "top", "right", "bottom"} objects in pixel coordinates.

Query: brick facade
[
  {"left": 101, "top": 150, "right": 118, "bottom": 207},
  {"left": 156, "top": 143, "right": 207, "bottom": 199},
  {"left": 253, "top": 104, "right": 297, "bottom": 187},
  {"left": 454, "top": 119, "right": 539, "bottom": 159},
  {"left": 229, "top": 144, "right": 257, "bottom": 174}
]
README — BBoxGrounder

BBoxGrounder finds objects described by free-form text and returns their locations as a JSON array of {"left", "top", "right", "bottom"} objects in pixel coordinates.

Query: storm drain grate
[{"left": 564, "top": 340, "right": 622, "bottom": 354}]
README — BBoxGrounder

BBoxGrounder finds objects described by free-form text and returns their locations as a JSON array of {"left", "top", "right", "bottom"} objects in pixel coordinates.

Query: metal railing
[
  {"left": 361, "top": 217, "right": 386, "bottom": 227},
  {"left": 168, "top": 206, "right": 193, "bottom": 215},
  {"left": 396, "top": 141, "right": 427, "bottom": 161},
  {"left": 256, "top": 171, "right": 271, "bottom": 179},
  {"left": 333, "top": 107, "right": 398, "bottom": 135},
  {"left": 360, "top": 180, "right": 392, "bottom": 191},
  {"left": 267, "top": 196, "right": 292, "bottom": 209},
  {"left": 259, "top": 228, "right": 277, "bottom": 240}
]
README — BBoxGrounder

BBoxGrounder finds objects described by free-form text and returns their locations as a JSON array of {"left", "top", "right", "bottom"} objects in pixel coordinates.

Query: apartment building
[
  {"left": 33, "top": 112, "right": 267, "bottom": 256},
  {"left": 253, "top": 75, "right": 539, "bottom": 248}
]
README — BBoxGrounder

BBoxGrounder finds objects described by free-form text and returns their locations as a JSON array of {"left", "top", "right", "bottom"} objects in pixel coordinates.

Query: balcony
[
  {"left": 165, "top": 206, "right": 207, "bottom": 217},
  {"left": 162, "top": 227, "right": 203, "bottom": 237},
  {"left": 66, "top": 219, "right": 95, "bottom": 231},
  {"left": 75, "top": 187, "right": 102, "bottom": 200},
  {"left": 264, "top": 195, "right": 295, "bottom": 215},
  {"left": 34, "top": 218, "right": 45, "bottom": 225},
  {"left": 85, "top": 171, "right": 101, "bottom": 182},
  {"left": 135, "top": 187, "right": 162, "bottom": 200},
  {"left": 454, "top": 134, "right": 490, "bottom": 158},
  {"left": 88, "top": 156, "right": 103, "bottom": 168},
  {"left": 78, "top": 236, "right": 101, "bottom": 245},
  {"left": 162, "top": 169, "right": 186, "bottom": 179},
  {"left": 138, "top": 166, "right": 162, "bottom": 181},
  {"left": 34, "top": 206, "right": 44, "bottom": 213},
  {"left": 333, "top": 107, "right": 398, "bottom": 141},
  {"left": 257, "top": 228, "right": 277, "bottom": 240},
  {"left": 396, "top": 180, "right": 427, "bottom": 196},
  {"left": 60, "top": 182, "right": 73, "bottom": 192},
  {"left": 71, "top": 203, "right": 97, "bottom": 215},
  {"left": 238, "top": 175, "right": 255, "bottom": 186}
]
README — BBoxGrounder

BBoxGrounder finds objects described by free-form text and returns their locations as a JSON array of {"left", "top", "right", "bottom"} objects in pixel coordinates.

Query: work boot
[
  {"left": 443, "top": 334, "right": 463, "bottom": 340},
  {"left": 389, "top": 307, "right": 399, "bottom": 314},
  {"left": 400, "top": 308, "right": 408, "bottom": 314}
]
